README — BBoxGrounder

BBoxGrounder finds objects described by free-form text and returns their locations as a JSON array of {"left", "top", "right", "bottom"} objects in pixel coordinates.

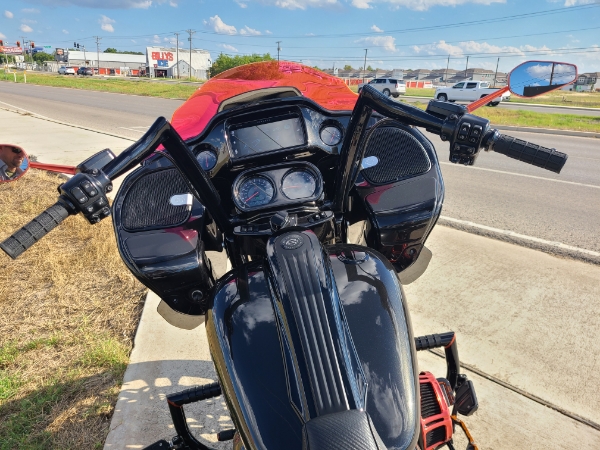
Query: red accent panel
[
  {"left": 170, "top": 61, "right": 358, "bottom": 141},
  {"left": 30, "top": 162, "right": 77, "bottom": 175},
  {"left": 420, "top": 372, "right": 453, "bottom": 450}
]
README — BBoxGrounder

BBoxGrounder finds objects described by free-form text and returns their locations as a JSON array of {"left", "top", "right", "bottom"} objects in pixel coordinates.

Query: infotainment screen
[{"left": 229, "top": 116, "right": 305, "bottom": 158}]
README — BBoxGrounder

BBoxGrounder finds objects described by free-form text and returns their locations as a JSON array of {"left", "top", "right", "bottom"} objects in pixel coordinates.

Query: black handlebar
[
  {"left": 488, "top": 132, "right": 568, "bottom": 174},
  {"left": 0, "top": 201, "right": 71, "bottom": 259}
]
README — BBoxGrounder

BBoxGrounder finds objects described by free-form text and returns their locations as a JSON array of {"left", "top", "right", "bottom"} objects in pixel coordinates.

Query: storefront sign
[{"left": 0, "top": 46, "right": 23, "bottom": 55}]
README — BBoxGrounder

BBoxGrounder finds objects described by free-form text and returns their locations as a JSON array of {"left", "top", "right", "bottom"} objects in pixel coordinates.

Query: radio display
[{"left": 229, "top": 116, "right": 305, "bottom": 159}]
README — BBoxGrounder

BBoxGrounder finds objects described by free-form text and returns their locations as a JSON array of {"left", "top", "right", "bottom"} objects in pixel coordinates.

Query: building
[
  {"left": 67, "top": 50, "right": 146, "bottom": 75},
  {"left": 146, "top": 46, "right": 211, "bottom": 79},
  {"left": 575, "top": 72, "right": 600, "bottom": 91}
]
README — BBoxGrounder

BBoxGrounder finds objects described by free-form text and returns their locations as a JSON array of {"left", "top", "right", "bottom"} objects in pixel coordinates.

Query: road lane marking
[
  {"left": 440, "top": 215, "right": 600, "bottom": 258},
  {"left": 119, "top": 127, "right": 147, "bottom": 133},
  {"left": 439, "top": 161, "right": 600, "bottom": 190},
  {"left": 0, "top": 99, "right": 53, "bottom": 120}
]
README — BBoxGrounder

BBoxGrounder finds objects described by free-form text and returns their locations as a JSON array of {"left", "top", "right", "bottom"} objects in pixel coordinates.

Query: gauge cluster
[{"left": 232, "top": 162, "right": 323, "bottom": 212}]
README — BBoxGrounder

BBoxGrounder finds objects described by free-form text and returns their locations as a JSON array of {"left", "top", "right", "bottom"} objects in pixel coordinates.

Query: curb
[
  {"left": 0, "top": 104, "right": 136, "bottom": 142},
  {"left": 438, "top": 216, "right": 600, "bottom": 266}
]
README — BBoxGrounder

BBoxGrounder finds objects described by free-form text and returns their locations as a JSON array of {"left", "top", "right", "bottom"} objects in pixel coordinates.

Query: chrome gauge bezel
[
  {"left": 281, "top": 169, "right": 318, "bottom": 200},
  {"left": 234, "top": 175, "right": 276, "bottom": 211},
  {"left": 232, "top": 162, "right": 323, "bottom": 213},
  {"left": 319, "top": 121, "right": 344, "bottom": 147}
]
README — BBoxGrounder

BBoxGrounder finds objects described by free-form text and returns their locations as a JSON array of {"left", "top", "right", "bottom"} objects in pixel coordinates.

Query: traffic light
[
  {"left": 31, "top": 42, "right": 35, "bottom": 48},
  {"left": 0, "top": 40, "right": 4, "bottom": 46},
  {"left": 16, "top": 41, "right": 21, "bottom": 47}
]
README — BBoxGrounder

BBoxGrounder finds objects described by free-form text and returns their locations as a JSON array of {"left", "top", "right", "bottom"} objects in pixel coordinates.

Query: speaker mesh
[
  {"left": 362, "top": 126, "right": 431, "bottom": 185},
  {"left": 122, "top": 168, "right": 191, "bottom": 230}
]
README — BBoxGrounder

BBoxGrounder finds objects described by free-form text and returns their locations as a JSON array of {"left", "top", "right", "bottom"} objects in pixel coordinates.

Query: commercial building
[
  {"left": 145, "top": 46, "right": 211, "bottom": 79},
  {"left": 66, "top": 50, "right": 146, "bottom": 75}
]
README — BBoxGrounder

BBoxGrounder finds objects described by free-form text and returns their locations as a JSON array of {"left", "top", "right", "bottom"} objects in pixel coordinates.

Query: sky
[{"left": 1, "top": 0, "right": 600, "bottom": 73}]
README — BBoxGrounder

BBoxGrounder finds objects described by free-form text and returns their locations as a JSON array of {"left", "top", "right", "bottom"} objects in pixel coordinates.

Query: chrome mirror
[
  {"left": 508, "top": 61, "right": 577, "bottom": 97},
  {"left": 0, "top": 144, "right": 29, "bottom": 183}
]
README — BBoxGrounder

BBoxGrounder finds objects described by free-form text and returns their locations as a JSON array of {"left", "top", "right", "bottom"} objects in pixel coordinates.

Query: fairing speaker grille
[
  {"left": 122, "top": 168, "right": 191, "bottom": 230},
  {"left": 362, "top": 126, "right": 431, "bottom": 185}
]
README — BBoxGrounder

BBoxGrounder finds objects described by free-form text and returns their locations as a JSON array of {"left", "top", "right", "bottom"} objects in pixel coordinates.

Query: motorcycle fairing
[
  {"left": 354, "top": 124, "right": 444, "bottom": 271},
  {"left": 206, "top": 231, "right": 420, "bottom": 450}
]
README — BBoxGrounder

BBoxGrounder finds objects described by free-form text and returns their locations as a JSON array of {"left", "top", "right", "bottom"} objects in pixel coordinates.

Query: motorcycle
[{"left": 1, "top": 60, "right": 576, "bottom": 450}]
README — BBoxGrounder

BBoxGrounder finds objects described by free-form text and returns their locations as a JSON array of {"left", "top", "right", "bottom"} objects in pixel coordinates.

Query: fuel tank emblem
[{"left": 281, "top": 234, "right": 304, "bottom": 250}]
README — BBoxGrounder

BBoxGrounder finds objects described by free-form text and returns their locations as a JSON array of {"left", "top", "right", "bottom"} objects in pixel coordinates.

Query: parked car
[
  {"left": 358, "top": 78, "right": 406, "bottom": 97},
  {"left": 434, "top": 81, "right": 510, "bottom": 106},
  {"left": 77, "top": 67, "right": 93, "bottom": 76},
  {"left": 58, "top": 66, "right": 75, "bottom": 75}
]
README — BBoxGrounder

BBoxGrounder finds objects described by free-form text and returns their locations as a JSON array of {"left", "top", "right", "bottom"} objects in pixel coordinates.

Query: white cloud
[
  {"left": 99, "top": 15, "right": 115, "bottom": 32},
  {"left": 371, "top": 24, "right": 383, "bottom": 32},
  {"left": 22, "top": 0, "right": 154, "bottom": 8},
  {"left": 352, "top": 0, "right": 373, "bottom": 7},
  {"left": 352, "top": 0, "right": 505, "bottom": 10},
  {"left": 62, "top": 29, "right": 69, "bottom": 34},
  {"left": 411, "top": 40, "right": 552, "bottom": 59},
  {"left": 265, "top": 29, "right": 273, "bottom": 34},
  {"left": 163, "top": 36, "right": 177, "bottom": 45},
  {"left": 564, "top": 0, "right": 599, "bottom": 5},
  {"left": 255, "top": 0, "right": 341, "bottom": 9},
  {"left": 236, "top": 0, "right": 248, "bottom": 6},
  {"left": 4, "top": 10, "right": 13, "bottom": 18},
  {"left": 0, "top": 32, "right": 5, "bottom": 39},
  {"left": 152, "top": 34, "right": 161, "bottom": 43},
  {"left": 20, "top": 24, "right": 34, "bottom": 32},
  {"left": 240, "top": 25, "right": 261, "bottom": 35},
  {"left": 220, "top": 43, "right": 239, "bottom": 52},
  {"left": 356, "top": 35, "right": 397, "bottom": 52},
  {"left": 22, "top": 8, "right": 41, "bottom": 13},
  {"left": 204, "top": 15, "right": 237, "bottom": 34},
  {"left": 169, "top": 0, "right": 177, "bottom": 6}
]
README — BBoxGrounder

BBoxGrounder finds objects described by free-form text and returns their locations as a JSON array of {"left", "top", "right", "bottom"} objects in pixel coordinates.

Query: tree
[
  {"left": 343, "top": 65, "right": 353, "bottom": 71},
  {"left": 366, "top": 65, "right": 374, "bottom": 71},
  {"left": 210, "top": 53, "right": 274, "bottom": 77},
  {"left": 105, "top": 48, "right": 118, "bottom": 53},
  {"left": 33, "top": 52, "right": 54, "bottom": 63}
]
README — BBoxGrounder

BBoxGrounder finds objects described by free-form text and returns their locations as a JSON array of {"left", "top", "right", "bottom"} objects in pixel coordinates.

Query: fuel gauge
[{"left": 320, "top": 124, "right": 343, "bottom": 146}]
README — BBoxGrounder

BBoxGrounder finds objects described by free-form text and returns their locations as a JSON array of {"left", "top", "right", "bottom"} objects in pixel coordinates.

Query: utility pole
[
  {"left": 94, "top": 36, "right": 101, "bottom": 75},
  {"left": 276, "top": 41, "right": 282, "bottom": 62},
  {"left": 493, "top": 57, "right": 500, "bottom": 87},
  {"left": 363, "top": 48, "right": 368, "bottom": 83},
  {"left": 20, "top": 37, "right": 28, "bottom": 65},
  {"left": 175, "top": 32, "right": 179, "bottom": 79},
  {"left": 464, "top": 55, "right": 469, "bottom": 80},
  {"left": 187, "top": 29, "right": 195, "bottom": 79},
  {"left": 445, "top": 54, "right": 450, "bottom": 87}
]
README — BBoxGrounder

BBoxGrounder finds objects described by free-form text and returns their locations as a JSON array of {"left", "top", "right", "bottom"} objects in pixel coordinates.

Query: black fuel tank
[{"left": 206, "top": 236, "right": 419, "bottom": 450}]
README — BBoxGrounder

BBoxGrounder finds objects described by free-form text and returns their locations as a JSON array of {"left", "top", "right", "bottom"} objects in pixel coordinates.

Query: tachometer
[
  {"left": 281, "top": 170, "right": 317, "bottom": 200},
  {"left": 237, "top": 176, "right": 275, "bottom": 208},
  {"left": 320, "top": 125, "right": 343, "bottom": 146}
]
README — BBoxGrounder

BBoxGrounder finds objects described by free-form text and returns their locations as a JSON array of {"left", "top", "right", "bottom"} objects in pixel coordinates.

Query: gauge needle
[{"left": 245, "top": 191, "right": 259, "bottom": 203}]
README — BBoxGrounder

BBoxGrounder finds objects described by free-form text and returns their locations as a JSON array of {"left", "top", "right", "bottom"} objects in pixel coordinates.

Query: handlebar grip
[
  {"left": 0, "top": 202, "right": 70, "bottom": 259},
  {"left": 491, "top": 133, "right": 568, "bottom": 173}
]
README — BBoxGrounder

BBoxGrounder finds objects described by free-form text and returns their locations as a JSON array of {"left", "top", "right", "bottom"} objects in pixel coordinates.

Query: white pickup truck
[{"left": 434, "top": 81, "right": 510, "bottom": 106}]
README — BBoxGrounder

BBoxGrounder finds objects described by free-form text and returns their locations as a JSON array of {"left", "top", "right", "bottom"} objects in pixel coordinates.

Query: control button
[
  {"left": 471, "top": 125, "right": 482, "bottom": 137},
  {"left": 80, "top": 181, "right": 98, "bottom": 197},
  {"left": 85, "top": 205, "right": 95, "bottom": 213},
  {"left": 459, "top": 123, "right": 471, "bottom": 135},
  {"left": 468, "top": 137, "right": 478, "bottom": 144},
  {"left": 99, "top": 207, "right": 110, "bottom": 218},
  {"left": 71, "top": 187, "right": 88, "bottom": 204},
  {"left": 458, "top": 134, "right": 467, "bottom": 141},
  {"left": 94, "top": 197, "right": 107, "bottom": 208},
  {"left": 240, "top": 226, "right": 247, "bottom": 232}
]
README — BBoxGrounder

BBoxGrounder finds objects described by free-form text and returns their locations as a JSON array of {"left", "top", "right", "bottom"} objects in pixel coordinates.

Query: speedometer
[
  {"left": 237, "top": 176, "right": 275, "bottom": 208},
  {"left": 281, "top": 170, "right": 317, "bottom": 200}
]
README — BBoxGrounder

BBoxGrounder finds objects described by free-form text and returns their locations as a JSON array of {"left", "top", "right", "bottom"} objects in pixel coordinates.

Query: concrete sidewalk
[{"left": 2, "top": 108, "right": 599, "bottom": 449}]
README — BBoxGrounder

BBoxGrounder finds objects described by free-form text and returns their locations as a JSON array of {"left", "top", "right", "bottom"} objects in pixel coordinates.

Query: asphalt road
[
  {"left": 2, "top": 81, "right": 599, "bottom": 253},
  {"left": 401, "top": 95, "right": 600, "bottom": 116}
]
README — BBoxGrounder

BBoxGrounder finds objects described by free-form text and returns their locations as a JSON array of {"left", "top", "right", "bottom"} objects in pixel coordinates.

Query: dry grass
[{"left": 0, "top": 170, "right": 146, "bottom": 449}]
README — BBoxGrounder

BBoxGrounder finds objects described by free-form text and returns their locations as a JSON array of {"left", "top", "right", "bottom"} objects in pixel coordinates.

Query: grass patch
[
  {"left": 404, "top": 101, "right": 600, "bottom": 133},
  {"left": 0, "top": 69, "right": 199, "bottom": 99},
  {"left": 0, "top": 170, "right": 146, "bottom": 449},
  {"left": 507, "top": 90, "right": 600, "bottom": 108}
]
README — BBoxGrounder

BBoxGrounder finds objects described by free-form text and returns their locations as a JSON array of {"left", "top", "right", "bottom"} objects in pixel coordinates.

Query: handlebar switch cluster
[
  {"left": 447, "top": 114, "right": 490, "bottom": 166},
  {"left": 58, "top": 170, "right": 112, "bottom": 224}
]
